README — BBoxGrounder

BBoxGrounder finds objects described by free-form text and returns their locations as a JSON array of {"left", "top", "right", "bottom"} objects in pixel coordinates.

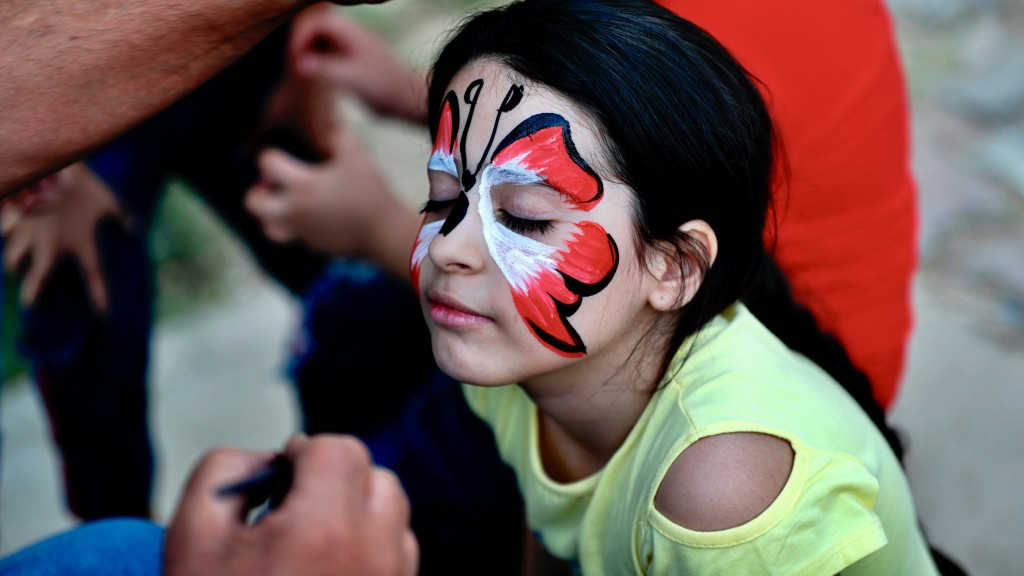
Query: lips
[{"left": 426, "top": 291, "right": 493, "bottom": 328}]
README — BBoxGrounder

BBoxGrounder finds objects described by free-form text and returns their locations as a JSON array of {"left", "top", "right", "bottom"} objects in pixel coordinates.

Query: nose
[{"left": 427, "top": 192, "right": 488, "bottom": 273}]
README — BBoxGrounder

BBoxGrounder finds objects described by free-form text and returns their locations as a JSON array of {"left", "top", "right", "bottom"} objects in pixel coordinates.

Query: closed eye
[
  {"left": 497, "top": 210, "right": 553, "bottom": 235},
  {"left": 420, "top": 198, "right": 457, "bottom": 214}
]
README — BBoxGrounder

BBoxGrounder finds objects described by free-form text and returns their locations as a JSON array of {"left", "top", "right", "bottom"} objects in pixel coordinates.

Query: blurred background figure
[
  {"left": 1, "top": 10, "right": 326, "bottom": 522},
  {"left": 0, "top": 2, "right": 432, "bottom": 523}
]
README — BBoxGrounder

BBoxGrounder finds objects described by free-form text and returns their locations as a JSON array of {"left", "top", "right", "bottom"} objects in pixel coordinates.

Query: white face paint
[
  {"left": 477, "top": 162, "right": 559, "bottom": 293},
  {"left": 428, "top": 148, "right": 458, "bottom": 179},
  {"left": 411, "top": 219, "right": 443, "bottom": 276}
]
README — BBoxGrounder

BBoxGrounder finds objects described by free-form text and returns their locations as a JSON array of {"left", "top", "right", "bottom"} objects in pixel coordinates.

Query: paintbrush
[{"left": 216, "top": 453, "right": 293, "bottom": 522}]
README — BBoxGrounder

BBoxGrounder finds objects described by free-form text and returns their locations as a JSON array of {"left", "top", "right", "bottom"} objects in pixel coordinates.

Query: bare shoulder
[{"left": 654, "top": 432, "right": 794, "bottom": 532}]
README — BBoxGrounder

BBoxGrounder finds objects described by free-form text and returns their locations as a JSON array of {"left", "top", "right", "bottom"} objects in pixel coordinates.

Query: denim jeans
[{"left": 0, "top": 519, "right": 164, "bottom": 576}]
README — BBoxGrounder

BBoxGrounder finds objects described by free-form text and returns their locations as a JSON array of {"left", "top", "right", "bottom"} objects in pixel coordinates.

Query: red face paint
[{"left": 484, "top": 113, "right": 619, "bottom": 357}]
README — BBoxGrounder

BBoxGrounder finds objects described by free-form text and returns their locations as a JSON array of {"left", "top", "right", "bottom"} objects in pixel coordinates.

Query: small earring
[{"left": 652, "top": 292, "right": 673, "bottom": 311}]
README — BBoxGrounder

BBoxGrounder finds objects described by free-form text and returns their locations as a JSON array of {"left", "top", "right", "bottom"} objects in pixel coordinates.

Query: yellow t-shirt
[{"left": 463, "top": 304, "right": 937, "bottom": 575}]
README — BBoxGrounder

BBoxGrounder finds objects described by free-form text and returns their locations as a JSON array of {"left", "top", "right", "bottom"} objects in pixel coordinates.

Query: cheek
[
  {"left": 557, "top": 222, "right": 619, "bottom": 288},
  {"left": 494, "top": 220, "right": 619, "bottom": 358}
]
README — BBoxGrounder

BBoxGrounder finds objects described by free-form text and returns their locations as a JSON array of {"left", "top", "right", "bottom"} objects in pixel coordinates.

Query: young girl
[{"left": 410, "top": 0, "right": 939, "bottom": 573}]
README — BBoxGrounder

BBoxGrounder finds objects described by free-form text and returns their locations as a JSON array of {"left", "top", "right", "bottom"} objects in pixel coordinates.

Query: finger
[
  {"left": 292, "top": 42, "right": 343, "bottom": 83},
  {"left": 257, "top": 147, "right": 316, "bottom": 187},
  {"left": 290, "top": 6, "right": 352, "bottom": 62},
  {"left": 284, "top": 435, "right": 373, "bottom": 518},
  {"left": 164, "top": 447, "right": 275, "bottom": 576},
  {"left": 368, "top": 467, "right": 412, "bottom": 533},
  {"left": 295, "top": 53, "right": 359, "bottom": 86},
  {"left": 282, "top": 434, "right": 309, "bottom": 454},
  {"left": 244, "top": 185, "right": 296, "bottom": 244},
  {"left": 368, "top": 467, "right": 417, "bottom": 574},
  {"left": 245, "top": 177, "right": 291, "bottom": 209},
  {"left": 290, "top": 13, "right": 368, "bottom": 82},
  {"left": 2, "top": 229, "right": 29, "bottom": 272},
  {"left": 244, "top": 183, "right": 267, "bottom": 211},
  {"left": 1, "top": 202, "right": 25, "bottom": 236},
  {"left": 401, "top": 530, "right": 420, "bottom": 576},
  {"left": 77, "top": 239, "right": 109, "bottom": 313},
  {"left": 19, "top": 250, "right": 54, "bottom": 307},
  {"left": 293, "top": 26, "right": 344, "bottom": 63},
  {"left": 111, "top": 208, "right": 134, "bottom": 232},
  {"left": 172, "top": 448, "right": 276, "bottom": 532}
]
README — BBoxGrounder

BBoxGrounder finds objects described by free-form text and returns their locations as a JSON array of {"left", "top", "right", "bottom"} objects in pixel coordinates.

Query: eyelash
[
  {"left": 422, "top": 200, "right": 553, "bottom": 235},
  {"left": 498, "top": 210, "right": 553, "bottom": 235},
  {"left": 420, "top": 198, "right": 456, "bottom": 214}
]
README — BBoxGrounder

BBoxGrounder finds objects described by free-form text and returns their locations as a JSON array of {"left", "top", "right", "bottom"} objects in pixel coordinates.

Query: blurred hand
[
  {"left": 164, "top": 434, "right": 418, "bottom": 576},
  {"left": 254, "top": 6, "right": 345, "bottom": 163},
  {"left": 245, "top": 127, "right": 419, "bottom": 280},
  {"left": 289, "top": 3, "right": 428, "bottom": 123},
  {"left": 1, "top": 163, "right": 128, "bottom": 312}
]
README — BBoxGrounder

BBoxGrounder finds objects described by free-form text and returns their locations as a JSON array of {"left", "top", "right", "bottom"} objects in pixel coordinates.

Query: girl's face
[{"left": 412, "top": 60, "right": 662, "bottom": 388}]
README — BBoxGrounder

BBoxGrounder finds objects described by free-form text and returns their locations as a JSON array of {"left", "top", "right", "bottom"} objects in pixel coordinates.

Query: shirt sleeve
[{"left": 642, "top": 444, "right": 888, "bottom": 575}]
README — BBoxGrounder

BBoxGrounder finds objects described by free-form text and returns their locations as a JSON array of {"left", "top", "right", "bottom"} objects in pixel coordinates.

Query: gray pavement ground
[{"left": 2, "top": 0, "right": 1024, "bottom": 573}]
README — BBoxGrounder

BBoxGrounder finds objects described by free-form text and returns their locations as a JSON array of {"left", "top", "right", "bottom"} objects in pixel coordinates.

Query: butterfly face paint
[
  {"left": 412, "top": 76, "right": 619, "bottom": 358},
  {"left": 410, "top": 91, "right": 459, "bottom": 293}
]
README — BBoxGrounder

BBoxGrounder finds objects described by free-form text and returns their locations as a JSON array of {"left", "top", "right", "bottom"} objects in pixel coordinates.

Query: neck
[{"left": 523, "top": 341, "right": 666, "bottom": 483}]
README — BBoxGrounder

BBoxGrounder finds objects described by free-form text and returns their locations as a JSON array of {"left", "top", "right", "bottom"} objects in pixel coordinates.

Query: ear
[{"left": 647, "top": 219, "right": 718, "bottom": 312}]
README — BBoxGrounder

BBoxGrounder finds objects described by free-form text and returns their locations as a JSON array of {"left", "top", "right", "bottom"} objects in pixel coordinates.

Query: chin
[
  {"left": 430, "top": 340, "right": 510, "bottom": 387},
  {"left": 436, "top": 361, "right": 514, "bottom": 388}
]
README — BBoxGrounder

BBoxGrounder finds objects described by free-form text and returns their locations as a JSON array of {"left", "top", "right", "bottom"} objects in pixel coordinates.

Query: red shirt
[{"left": 658, "top": 0, "right": 918, "bottom": 408}]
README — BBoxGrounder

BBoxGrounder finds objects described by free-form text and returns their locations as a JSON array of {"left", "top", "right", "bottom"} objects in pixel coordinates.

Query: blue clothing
[
  {"left": 290, "top": 260, "right": 435, "bottom": 437},
  {"left": 0, "top": 519, "right": 164, "bottom": 576}
]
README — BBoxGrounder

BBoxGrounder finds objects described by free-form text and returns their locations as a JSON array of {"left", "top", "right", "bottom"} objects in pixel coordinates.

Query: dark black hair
[{"left": 428, "top": 0, "right": 893, "bottom": 455}]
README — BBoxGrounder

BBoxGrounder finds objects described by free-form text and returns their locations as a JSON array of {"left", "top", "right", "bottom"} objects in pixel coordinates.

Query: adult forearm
[{"left": 0, "top": 0, "right": 313, "bottom": 195}]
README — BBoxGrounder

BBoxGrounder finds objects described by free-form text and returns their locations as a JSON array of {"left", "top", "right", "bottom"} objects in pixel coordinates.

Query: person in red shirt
[{"left": 662, "top": 0, "right": 918, "bottom": 408}]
